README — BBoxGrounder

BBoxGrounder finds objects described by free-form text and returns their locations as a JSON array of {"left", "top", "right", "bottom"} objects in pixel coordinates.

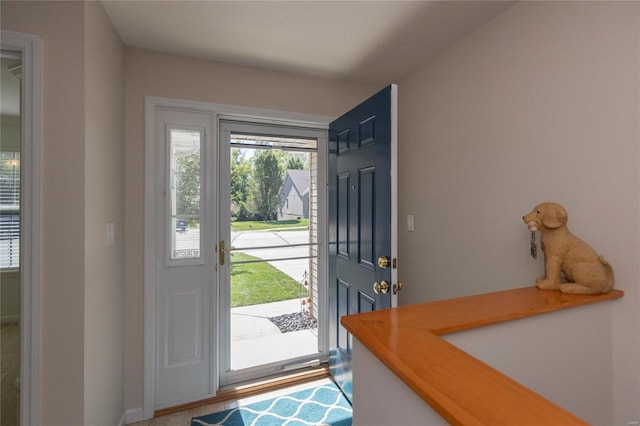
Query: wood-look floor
[{"left": 1, "top": 322, "right": 20, "bottom": 426}]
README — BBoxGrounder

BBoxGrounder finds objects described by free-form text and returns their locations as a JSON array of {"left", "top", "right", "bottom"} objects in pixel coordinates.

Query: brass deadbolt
[{"left": 378, "top": 256, "right": 390, "bottom": 269}]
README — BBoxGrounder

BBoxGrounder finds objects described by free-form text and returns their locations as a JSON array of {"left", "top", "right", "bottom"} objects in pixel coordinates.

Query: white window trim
[
  {"left": 1, "top": 30, "right": 42, "bottom": 426},
  {"left": 143, "top": 96, "right": 332, "bottom": 420}
]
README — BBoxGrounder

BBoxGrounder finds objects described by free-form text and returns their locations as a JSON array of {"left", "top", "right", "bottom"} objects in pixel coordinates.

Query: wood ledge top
[{"left": 341, "top": 286, "right": 623, "bottom": 425}]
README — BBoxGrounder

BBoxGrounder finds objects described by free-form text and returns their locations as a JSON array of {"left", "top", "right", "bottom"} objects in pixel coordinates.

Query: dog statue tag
[{"left": 530, "top": 232, "right": 537, "bottom": 259}]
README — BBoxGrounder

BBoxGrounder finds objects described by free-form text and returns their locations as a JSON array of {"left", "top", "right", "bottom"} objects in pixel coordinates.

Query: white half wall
[
  {"left": 352, "top": 299, "right": 615, "bottom": 425},
  {"left": 352, "top": 339, "right": 447, "bottom": 426},
  {"left": 445, "top": 302, "right": 614, "bottom": 425}
]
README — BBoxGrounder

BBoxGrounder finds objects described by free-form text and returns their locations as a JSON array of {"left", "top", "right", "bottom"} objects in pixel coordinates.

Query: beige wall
[
  {"left": 397, "top": 1, "right": 640, "bottom": 423},
  {"left": 2, "top": 2, "right": 87, "bottom": 424},
  {"left": 2, "top": 1, "right": 126, "bottom": 424},
  {"left": 124, "top": 47, "right": 377, "bottom": 413},
  {"left": 84, "top": 1, "right": 125, "bottom": 425}
]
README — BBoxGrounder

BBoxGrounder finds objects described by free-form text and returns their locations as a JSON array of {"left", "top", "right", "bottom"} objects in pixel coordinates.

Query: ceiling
[
  {"left": 102, "top": 1, "right": 516, "bottom": 86},
  {"left": 1, "top": 1, "right": 517, "bottom": 118}
]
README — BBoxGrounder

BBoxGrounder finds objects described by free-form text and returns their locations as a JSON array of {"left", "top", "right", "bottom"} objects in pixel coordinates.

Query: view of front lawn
[
  {"left": 231, "top": 219, "right": 309, "bottom": 232},
  {"left": 230, "top": 252, "right": 308, "bottom": 307}
]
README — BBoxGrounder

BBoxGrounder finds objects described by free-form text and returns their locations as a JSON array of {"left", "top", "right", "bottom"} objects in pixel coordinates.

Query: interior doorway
[
  {"left": 1, "top": 50, "right": 22, "bottom": 426},
  {"left": 218, "top": 121, "right": 328, "bottom": 386},
  {"left": 0, "top": 31, "right": 41, "bottom": 426}
]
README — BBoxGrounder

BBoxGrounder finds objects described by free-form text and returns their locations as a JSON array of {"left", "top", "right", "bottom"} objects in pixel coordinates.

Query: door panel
[
  {"left": 166, "top": 289, "right": 202, "bottom": 366},
  {"left": 337, "top": 279, "right": 350, "bottom": 350},
  {"left": 358, "top": 166, "right": 375, "bottom": 269},
  {"left": 329, "top": 85, "right": 397, "bottom": 402},
  {"left": 337, "top": 173, "right": 350, "bottom": 258},
  {"left": 357, "top": 291, "right": 376, "bottom": 313}
]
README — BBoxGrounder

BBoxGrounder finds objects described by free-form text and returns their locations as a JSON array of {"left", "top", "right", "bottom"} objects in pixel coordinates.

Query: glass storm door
[{"left": 218, "top": 121, "right": 328, "bottom": 386}]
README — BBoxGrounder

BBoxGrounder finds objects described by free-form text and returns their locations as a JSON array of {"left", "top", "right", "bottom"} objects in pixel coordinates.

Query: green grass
[
  {"left": 231, "top": 219, "right": 309, "bottom": 232},
  {"left": 230, "top": 252, "right": 308, "bottom": 308}
]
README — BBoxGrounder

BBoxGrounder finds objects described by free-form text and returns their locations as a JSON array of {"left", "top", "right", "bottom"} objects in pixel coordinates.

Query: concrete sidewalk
[
  {"left": 228, "top": 230, "right": 318, "bottom": 370},
  {"left": 231, "top": 299, "right": 304, "bottom": 341},
  {"left": 230, "top": 298, "right": 318, "bottom": 370}
]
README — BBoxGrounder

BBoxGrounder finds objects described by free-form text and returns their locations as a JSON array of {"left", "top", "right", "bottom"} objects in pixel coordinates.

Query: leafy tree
[
  {"left": 249, "top": 150, "right": 283, "bottom": 220},
  {"left": 230, "top": 149, "right": 252, "bottom": 220},
  {"left": 176, "top": 153, "right": 200, "bottom": 218},
  {"left": 283, "top": 152, "right": 306, "bottom": 170}
]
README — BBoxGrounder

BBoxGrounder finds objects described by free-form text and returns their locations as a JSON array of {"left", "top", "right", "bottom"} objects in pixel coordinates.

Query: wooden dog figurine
[{"left": 523, "top": 202, "right": 614, "bottom": 294}]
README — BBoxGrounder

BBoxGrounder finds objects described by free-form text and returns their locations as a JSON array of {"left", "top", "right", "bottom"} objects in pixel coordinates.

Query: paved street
[
  {"left": 173, "top": 228, "right": 313, "bottom": 282},
  {"left": 230, "top": 230, "right": 312, "bottom": 282}
]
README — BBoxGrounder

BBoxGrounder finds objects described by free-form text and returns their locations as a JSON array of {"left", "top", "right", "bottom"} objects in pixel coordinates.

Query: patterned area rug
[{"left": 191, "top": 382, "right": 352, "bottom": 426}]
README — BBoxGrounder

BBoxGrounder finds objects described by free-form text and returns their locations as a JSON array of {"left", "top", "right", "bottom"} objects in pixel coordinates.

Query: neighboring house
[{"left": 279, "top": 169, "right": 309, "bottom": 220}]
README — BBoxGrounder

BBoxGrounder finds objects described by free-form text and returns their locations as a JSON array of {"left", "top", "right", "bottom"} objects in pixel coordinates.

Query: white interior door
[{"left": 154, "top": 109, "right": 217, "bottom": 408}]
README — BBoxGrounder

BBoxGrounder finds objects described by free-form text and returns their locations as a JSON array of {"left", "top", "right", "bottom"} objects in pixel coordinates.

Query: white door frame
[
  {"left": 218, "top": 120, "right": 329, "bottom": 386},
  {"left": 144, "top": 96, "right": 331, "bottom": 419},
  {"left": 1, "top": 30, "right": 42, "bottom": 426}
]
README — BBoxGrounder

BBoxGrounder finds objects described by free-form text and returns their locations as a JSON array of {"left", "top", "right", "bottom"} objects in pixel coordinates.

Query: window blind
[{"left": 0, "top": 151, "right": 20, "bottom": 269}]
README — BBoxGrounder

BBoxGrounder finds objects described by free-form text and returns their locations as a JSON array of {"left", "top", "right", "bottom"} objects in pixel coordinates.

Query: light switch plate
[
  {"left": 407, "top": 215, "right": 415, "bottom": 232},
  {"left": 106, "top": 222, "right": 115, "bottom": 246}
]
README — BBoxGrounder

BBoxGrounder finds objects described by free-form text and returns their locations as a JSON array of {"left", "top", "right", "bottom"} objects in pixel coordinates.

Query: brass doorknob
[
  {"left": 373, "top": 281, "right": 390, "bottom": 295},
  {"left": 377, "top": 256, "right": 390, "bottom": 269},
  {"left": 393, "top": 281, "right": 403, "bottom": 295}
]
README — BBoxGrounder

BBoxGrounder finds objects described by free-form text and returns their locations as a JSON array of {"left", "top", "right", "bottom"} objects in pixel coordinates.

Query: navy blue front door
[{"left": 329, "top": 85, "right": 396, "bottom": 401}]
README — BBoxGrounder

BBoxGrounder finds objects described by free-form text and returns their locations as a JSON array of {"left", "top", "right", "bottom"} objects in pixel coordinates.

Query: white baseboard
[
  {"left": 1, "top": 315, "right": 19, "bottom": 324},
  {"left": 117, "top": 411, "right": 126, "bottom": 426},
  {"left": 125, "top": 407, "right": 144, "bottom": 425}
]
